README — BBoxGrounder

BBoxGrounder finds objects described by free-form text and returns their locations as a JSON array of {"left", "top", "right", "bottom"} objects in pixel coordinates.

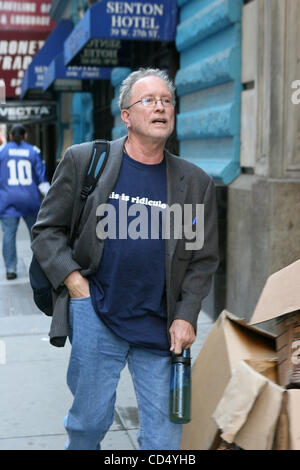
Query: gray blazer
[{"left": 31, "top": 136, "right": 219, "bottom": 347}]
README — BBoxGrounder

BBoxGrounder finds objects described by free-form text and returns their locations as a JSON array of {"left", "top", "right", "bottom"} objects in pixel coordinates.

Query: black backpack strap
[
  {"left": 80, "top": 139, "right": 110, "bottom": 201},
  {"left": 70, "top": 139, "right": 110, "bottom": 244}
]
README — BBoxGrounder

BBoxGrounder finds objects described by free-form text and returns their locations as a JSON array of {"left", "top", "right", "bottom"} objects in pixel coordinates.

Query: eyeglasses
[{"left": 125, "top": 97, "right": 175, "bottom": 109}]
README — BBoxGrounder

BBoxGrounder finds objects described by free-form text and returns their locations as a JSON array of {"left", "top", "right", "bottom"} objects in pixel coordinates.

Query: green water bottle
[{"left": 169, "top": 348, "right": 191, "bottom": 424}]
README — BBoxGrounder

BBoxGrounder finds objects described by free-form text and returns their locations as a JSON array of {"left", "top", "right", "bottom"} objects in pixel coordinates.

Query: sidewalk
[{"left": 0, "top": 220, "right": 214, "bottom": 450}]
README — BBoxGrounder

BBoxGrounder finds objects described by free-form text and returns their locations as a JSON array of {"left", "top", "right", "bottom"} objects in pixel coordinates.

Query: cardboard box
[
  {"left": 212, "top": 360, "right": 284, "bottom": 450},
  {"left": 180, "top": 310, "right": 277, "bottom": 450},
  {"left": 250, "top": 259, "right": 300, "bottom": 388},
  {"left": 180, "top": 259, "right": 300, "bottom": 450},
  {"left": 275, "top": 312, "right": 300, "bottom": 388},
  {"left": 250, "top": 260, "right": 300, "bottom": 325},
  {"left": 287, "top": 390, "right": 300, "bottom": 450},
  {"left": 211, "top": 377, "right": 300, "bottom": 450}
]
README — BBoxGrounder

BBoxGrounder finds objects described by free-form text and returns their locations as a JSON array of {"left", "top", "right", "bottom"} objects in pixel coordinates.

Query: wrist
[{"left": 64, "top": 270, "right": 82, "bottom": 288}]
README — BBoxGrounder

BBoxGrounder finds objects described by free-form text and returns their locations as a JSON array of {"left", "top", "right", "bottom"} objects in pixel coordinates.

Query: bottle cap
[{"left": 171, "top": 348, "right": 191, "bottom": 364}]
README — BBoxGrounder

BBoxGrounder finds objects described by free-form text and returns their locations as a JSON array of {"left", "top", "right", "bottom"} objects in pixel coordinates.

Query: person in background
[{"left": 0, "top": 124, "right": 50, "bottom": 280}]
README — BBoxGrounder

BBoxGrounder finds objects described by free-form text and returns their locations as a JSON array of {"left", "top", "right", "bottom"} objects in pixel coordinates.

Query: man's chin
[{"left": 149, "top": 129, "right": 173, "bottom": 141}]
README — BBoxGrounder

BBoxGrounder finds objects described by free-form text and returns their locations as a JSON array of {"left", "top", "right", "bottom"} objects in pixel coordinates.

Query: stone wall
[
  {"left": 226, "top": 0, "right": 300, "bottom": 321},
  {"left": 175, "top": 0, "right": 243, "bottom": 184}
]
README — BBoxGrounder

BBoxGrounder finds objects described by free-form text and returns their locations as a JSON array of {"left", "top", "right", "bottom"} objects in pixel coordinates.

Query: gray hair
[{"left": 119, "top": 68, "right": 175, "bottom": 110}]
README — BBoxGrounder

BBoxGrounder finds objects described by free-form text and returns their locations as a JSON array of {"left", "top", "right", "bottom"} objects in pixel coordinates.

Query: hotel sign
[{"left": 64, "top": 1, "right": 177, "bottom": 68}]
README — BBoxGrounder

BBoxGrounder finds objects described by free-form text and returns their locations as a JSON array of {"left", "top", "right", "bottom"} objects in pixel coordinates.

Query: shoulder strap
[
  {"left": 80, "top": 139, "right": 110, "bottom": 201},
  {"left": 70, "top": 139, "right": 110, "bottom": 244}
]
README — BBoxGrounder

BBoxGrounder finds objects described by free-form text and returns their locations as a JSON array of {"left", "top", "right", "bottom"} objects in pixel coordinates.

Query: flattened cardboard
[
  {"left": 235, "top": 379, "right": 283, "bottom": 450},
  {"left": 212, "top": 361, "right": 284, "bottom": 450},
  {"left": 250, "top": 259, "right": 300, "bottom": 325},
  {"left": 273, "top": 393, "right": 289, "bottom": 450},
  {"left": 287, "top": 390, "right": 300, "bottom": 450},
  {"left": 226, "top": 311, "right": 276, "bottom": 339},
  {"left": 212, "top": 361, "right": 269, "bottom": 444},
  {"left": 244, "top": 359, "right": 278, "bottom": 383},
  {"left": 180, "top": 310, "right": 276, "bottom": 450}
]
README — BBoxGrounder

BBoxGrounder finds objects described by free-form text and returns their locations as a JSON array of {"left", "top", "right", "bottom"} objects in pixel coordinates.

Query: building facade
[
  {"left": 227, "top": 0, "right": 300, "bottom": 320},
  {"left": 27, "top": 0, "right": 300, "bottom": 322}
]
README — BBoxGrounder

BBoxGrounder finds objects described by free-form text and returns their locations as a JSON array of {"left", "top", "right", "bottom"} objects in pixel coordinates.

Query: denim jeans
[
  {"left": 64, "top": 296, "right": 182, "bottom": 450},
  {"left": 0, "top": 216, "right": 36, "bottom": 272}
]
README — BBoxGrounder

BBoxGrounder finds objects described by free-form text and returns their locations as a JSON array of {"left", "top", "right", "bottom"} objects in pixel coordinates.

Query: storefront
[
  {"left": 20, "top": 1, "right": 179, "bottom": 161},
  {"left": 19, "top": 19, "right": 75, "bottom": 176},
  {"left": 21, "top": 19, "right": 115, "bottom": 166},
  {"left": 0, "top": 0, "right": 55, "bottom": 99},
  {"left": 21, "top": 20, "right": 73, "bottom": 100},
  {"left": 0, "top": 100, "right": 58, "bottom": 177}
]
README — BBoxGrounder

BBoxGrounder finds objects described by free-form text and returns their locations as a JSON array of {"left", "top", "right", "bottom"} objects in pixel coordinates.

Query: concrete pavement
[{"left": 0, "top": 219, "right": 214, "bottom": 450}]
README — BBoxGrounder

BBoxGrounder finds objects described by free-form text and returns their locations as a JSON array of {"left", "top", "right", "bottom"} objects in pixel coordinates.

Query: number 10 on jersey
[{"left": 7, "top": 159, "right": 32, "bottom": 186}]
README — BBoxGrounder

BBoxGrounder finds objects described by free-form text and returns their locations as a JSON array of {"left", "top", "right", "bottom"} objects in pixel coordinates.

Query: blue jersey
[{"left": 0, "top": 141, "right": 48, "bottom": 218}]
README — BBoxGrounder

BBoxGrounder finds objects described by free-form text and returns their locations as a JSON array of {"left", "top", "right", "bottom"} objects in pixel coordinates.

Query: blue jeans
[
  {"left": 0, "top": 216, "right": 36, "bottom": 272},
  {"left": 64, "top": 297, "right": 182, "bottom": 450}
]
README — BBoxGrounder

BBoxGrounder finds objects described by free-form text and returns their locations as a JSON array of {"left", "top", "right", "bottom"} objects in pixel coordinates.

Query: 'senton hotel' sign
[
  {"left": 107, "top": 1, "right": 164, "bottom": 31},
  {"left": 64, "top": 0, "right": 177, "bottom": 68},
  {"left": 107, "top": 2, "right": 164, "bottom": 14}
]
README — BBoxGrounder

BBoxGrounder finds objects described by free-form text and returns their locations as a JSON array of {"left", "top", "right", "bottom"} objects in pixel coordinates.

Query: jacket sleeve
[
  {"left": 31, "top": 147, "right": 82, "bottom": 290},
  {"left": 173, "top": 177, "right": 219, "bottom": 330}
]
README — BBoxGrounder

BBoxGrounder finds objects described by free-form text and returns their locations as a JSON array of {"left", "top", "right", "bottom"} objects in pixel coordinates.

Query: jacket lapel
[
  {"left": 94, "top": 136, "right": 127, "bottom": 206},
  {"left": 165, "top": 151, "right": 188, "bottom": 261}
]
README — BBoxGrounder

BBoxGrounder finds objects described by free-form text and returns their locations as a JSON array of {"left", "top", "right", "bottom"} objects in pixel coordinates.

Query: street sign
[{"left": 0, "top": 101, "right": 57, "bottom": 124}]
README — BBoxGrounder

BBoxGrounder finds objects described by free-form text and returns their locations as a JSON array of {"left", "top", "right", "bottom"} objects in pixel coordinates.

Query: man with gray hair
[{"left": 31, "top": 68, "right": 219, "bottom": 450}]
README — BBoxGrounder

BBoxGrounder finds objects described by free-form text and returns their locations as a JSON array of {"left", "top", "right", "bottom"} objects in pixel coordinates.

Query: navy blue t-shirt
[{"left": 89, "top": 152, "right": 170, "bottom": 356}]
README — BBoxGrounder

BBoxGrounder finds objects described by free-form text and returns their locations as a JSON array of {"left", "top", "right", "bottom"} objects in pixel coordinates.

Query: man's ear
[{"left": 121, "top": 109, "right": 130, "bottom": 128}]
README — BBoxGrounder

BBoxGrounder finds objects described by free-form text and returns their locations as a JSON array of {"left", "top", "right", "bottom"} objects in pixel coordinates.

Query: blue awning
[
  {"left": 21, "top": 19, "right": 73, "bottom": 98},
  {"left": 64, "top": 0, "right": 178, "bottom": 67},
  {"left": 43, "top": 53, "right": 113, "bottom": 92}
]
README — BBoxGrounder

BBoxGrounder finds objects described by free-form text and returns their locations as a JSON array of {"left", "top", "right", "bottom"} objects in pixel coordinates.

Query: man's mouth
[{"left": 152, "top": 118, "right": 167, "bottom": 124}]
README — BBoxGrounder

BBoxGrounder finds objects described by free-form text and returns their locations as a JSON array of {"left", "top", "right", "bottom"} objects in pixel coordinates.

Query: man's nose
[{"left": 154, "top": 99, "right": 165, "bottom": 110}]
